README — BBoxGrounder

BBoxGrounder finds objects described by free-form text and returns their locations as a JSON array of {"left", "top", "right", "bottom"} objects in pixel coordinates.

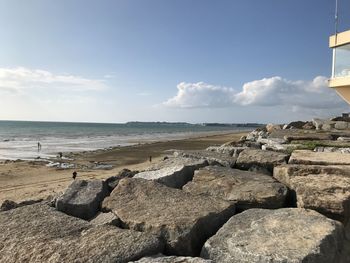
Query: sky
[{"left": 1, "top": 0, "right": 350, "bottom": 123}]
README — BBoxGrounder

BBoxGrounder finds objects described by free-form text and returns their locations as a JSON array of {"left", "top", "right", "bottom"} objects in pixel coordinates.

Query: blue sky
[{"left": 0, "top": 0, "right": 350, "bottom": 123}]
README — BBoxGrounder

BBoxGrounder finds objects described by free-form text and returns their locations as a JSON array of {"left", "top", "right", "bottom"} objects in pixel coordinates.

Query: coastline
[{"left": 0, "top": 130, "right": 248, "bottom": 203}]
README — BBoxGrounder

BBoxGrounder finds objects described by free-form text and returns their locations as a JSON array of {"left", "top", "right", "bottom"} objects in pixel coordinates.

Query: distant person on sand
[
  {"left": 72, "top": 171, "right": 77, "bottom": 180},
  {"left": 149, "top": 156, "right": 152, "bottom": 162},
  {"left": 37, "top": 142, "right": 41, "bottom": 152}
]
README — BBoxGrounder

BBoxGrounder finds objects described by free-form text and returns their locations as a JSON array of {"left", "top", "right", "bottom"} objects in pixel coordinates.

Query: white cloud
[
  {"left": 163, "top": 82, "right": 236, "bottom": 108},
  {"left": 163, "top": 76, "right": 347, "bottom": 111},
  {"left": 0, "top": 67, "right": 108, "bottom": 93},
  {"left": 235, "top": 76, "right": 343, "bottom": 109}
]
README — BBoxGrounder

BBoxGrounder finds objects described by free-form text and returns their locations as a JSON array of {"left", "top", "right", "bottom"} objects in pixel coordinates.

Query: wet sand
[{"left": 0, "top": 131, "right": 247, "bottom": 203}]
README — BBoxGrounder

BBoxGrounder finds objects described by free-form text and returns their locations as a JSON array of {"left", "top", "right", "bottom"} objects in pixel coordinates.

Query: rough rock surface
[
  {"left": 335, "top": 121, "right": 349, "bottom": 130},
  {"left": 201, "top": 208, "right": 346, "bottom": 263},
  {"left": 246, "top": 129, "right": 268, "bottom": 141},
  {"left": 105, "top": 168, "right": 138, "bottom": 191},
  {"left": 291, "top": 139, "right": 350, "bottom": 148},
  {"left": 284, "top": 121, "right": 307, "bottom": 129},
  {"left": 56, "top": 179, "right": 109, "bottom": 220},
  {"left": 183, "top": 166, "right": 287, "bottom": 211},
  {"left": 206, "top": 145, "right": 246, "bottom": 157},
  {"left": 284, "top": 133, "right": 334, "bottom": 141},
  {"left": 0, "top": 198, "right": 44, "bottom": 211},
  {"left": 274, "top": 164, "right": 350, "bottom": 178},
  {"left": 274, "top": 167, "right": 350, "bottom": 223},
  {"left": 0, "top": 203, "right": 163, "bottom": 263},
  {"left": 90, "top": 212, "right": 120, "bottom": 226},
  {"left": 314, "top": 147, "right": 350, "bottom": 153},
  {"left": 102, "top": 178, "right": 236, "bottom": 256},
  {"left": 174, "top": 150, "right": 236, "bottom": 167},
  {"left": 132, "top": 255, "right": 212, "bottom": 262},
  {"left": 134, "top": 157, "right": 208, "bottom": 189},
  {"left": 235, "top": 149, "right": 289, "bottom": 173},
  {"left": 289, "top": 150, "right": 350, "bottom": 165},
  {"left": 266, "top": 123, "right": 282, "bottom": 133}
]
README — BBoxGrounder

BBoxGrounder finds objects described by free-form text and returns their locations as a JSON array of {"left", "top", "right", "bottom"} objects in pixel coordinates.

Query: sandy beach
[{"left": 0, "top": 131, "right": 247, "bottom": 203}]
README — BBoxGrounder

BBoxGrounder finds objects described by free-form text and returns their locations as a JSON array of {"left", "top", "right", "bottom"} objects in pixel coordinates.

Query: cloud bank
[
  {"left": 163, "top": 76, "right": 346, "bottom": 111},
  {"left": 0, "top": 67, "right": 108, "bottom": 93}
]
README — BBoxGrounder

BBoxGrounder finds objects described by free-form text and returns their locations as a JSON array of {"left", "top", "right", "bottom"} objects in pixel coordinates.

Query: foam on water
[{"left": 0, "top": 121, "right": 255, "bottom": 160}]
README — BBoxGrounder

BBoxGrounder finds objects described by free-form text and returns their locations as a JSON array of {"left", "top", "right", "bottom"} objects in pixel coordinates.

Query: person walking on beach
[
  {"left": 37, "top": 142, "right": 42, "bottom": 152},
  {"left": 72, "top": 171, "right": 77, "bottom": 180},
  {"left": 149, "top": 155, "right": 152, "bottom": 162}
]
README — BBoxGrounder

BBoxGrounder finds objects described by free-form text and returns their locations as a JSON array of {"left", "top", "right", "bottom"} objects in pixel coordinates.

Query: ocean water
[{"left": 0, "top": 121, "right": 256, "bottom": 160}]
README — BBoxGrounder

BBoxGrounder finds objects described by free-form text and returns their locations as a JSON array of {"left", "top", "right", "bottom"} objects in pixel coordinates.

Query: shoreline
[
  {"left": 0, "top": 128, "right": 252, "bottom": 161},
  {"left": 0, "top": 130, "right": 248, "bottom": 203}
]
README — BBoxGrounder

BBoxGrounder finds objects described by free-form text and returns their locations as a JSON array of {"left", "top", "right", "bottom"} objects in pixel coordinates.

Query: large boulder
[
  {"left": 266, "top": 123, "right": 282, "bottom": 133},
  {"left": 174, "top": 150, "right": 236, "bottom": 168},
  {"left": 274, "top": 164, "right": 350, "bottom": 178},
  {"left": 0, "top": 203, "right": 163, "bottom": 262},
  {"left": 274, "top": 165, "right": 350, "bottom": 223},
  {"left": 132, "top": 256, "right": 212, "bottom": 262},
  {"left": 335, "top": 121, "right": 349, "bottom": 130},
  {"left": 289, "top": 150, "right": 350, "bottom": 165},
  {"left": 183, "top": 166, "right": 287, "bottom": 211},
  {"left": 235, "top": 149, "right": 289, "bottom": 174},
  {"left": 284, "top": 133, "right": 334, "bottom": 141},
  {"left": 246, "top": 129, "right": 268, "bottom": 141},
  {"left": 105, "top": 168, "right": 138, "bottom": 191},
  {"left": 102, "top": 178, "right": 236, "bottom": 256},
  {"left": 284, "top": 121, "right": 307, "bottom": 129},
  {"left": 134, "top": 157, "right": 208, "bottom": 189},
  {"left": 56, "top": 179, "right": 109, "bottom": 220},
  {"left": 312, "top": 118, "right": 325, "bottom": 130},
  {"left": 201, "top": 208, "right": 346, "bottom": 263},
  {"left": 206, "top": 145, "right": 246, "bottom": 157}
]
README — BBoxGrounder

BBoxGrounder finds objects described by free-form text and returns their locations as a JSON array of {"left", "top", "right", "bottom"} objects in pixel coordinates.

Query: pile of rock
[{"left": 3, "top": 120, "right": 350, "bottom": 262}]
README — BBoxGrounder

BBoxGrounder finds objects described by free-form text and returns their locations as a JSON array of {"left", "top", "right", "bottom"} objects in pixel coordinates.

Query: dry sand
[{"left": 0, "top": 131, "right": 247, "bottom": 203}]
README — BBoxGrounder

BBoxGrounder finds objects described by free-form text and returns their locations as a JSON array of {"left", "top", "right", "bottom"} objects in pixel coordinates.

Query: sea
[{"left": 0, "top": 121, "right": 259, "bottom": 160}]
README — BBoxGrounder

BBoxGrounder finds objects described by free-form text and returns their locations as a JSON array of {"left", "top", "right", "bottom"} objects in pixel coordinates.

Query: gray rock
[
  {"left": 56, "top": 179, "right": 109, "bottom": 220},
  {"left": 257, "top": 137, "right": 287, "bottom": 145},
  {"left": 105, "top": 168, "right": 138, "bottom": 191},
  {"left": 0, "top": 203, "right": 163, "bottom": 262},
  {"left": 312, "top": 118, "right": 325, "bottom": 130},
  {"left": 183, "top": 166, "right": 287, "bottom": 211},
  {"left": 261, "top": 143, "right": 303, "bottom": 153},
  {"left": 235, "top": 149, "right": 289, "bottom": 174},
  {"left": 289, "top": 150, "right": 350, "bottom": 165},
  {"left": 134, "top": 157, "right": 208, "bottom": 189},
  {"left": 102, "top": 178, "right": 236, "bottom": 256},
  {"left": 274, "top": 164, "right": 350, "bottom": 178},
  {"left": 314, "top": 147, "right": 350, "bottom": 153},
  {"left": 266, "top": 123, "right": 282, "bottom": 133},
  {"left": 284, "top": 133, "right": 334, "bottom": 141},
  {"left": 0, "top": 198, "right": 44, "bottom": 211},
  {"left": 174, "top": 150, "right": 236, "bottom": 167},
  {"left": 90, "top": 212, "right": 120, "bottom": 226},
  {"left": 274, "top": 165, "right": 350, "bottom": 223},
  {"left": 132, "top": 255, "right": 212, "bottom": 262},
  {"left": 285, "top": 121, "right": 307, "bottom": 129},
  {"left": 246, "top": 129, "right": 268, "bottom": 141},
  {"left": 205, "top": 145, "right": 243, "bottom": 156},
  {"left": 201, "top": 208, "right": 346, "bottom": 263},
  {"left": 338, "top": 136, "right": 350, "bottom": 141},
  {"left": 335, "top": 121, "right": 349, "bottom": 130},
  {"left": 302, "top": 121, "right": 315, "bottom": 130}
]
